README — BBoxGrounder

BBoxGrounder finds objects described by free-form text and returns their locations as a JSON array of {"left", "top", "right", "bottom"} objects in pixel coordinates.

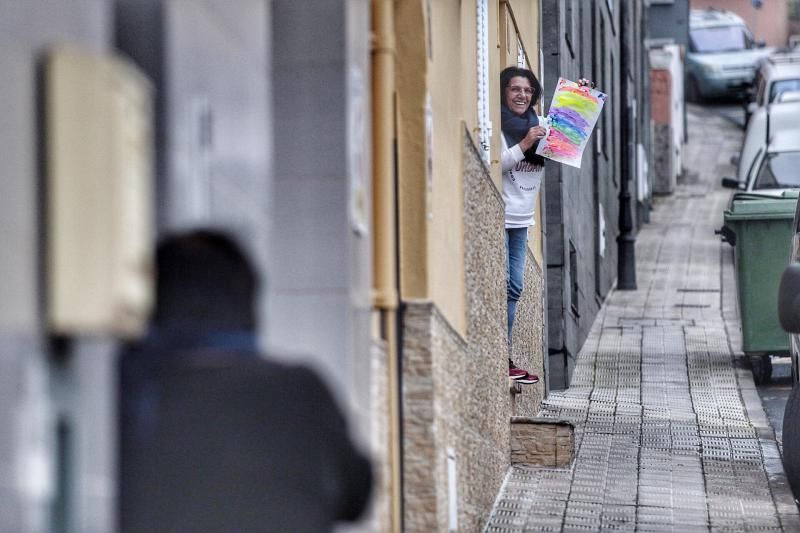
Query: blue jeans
[{"left": 505, "top": 227, "right": 528, "bottom": 343}]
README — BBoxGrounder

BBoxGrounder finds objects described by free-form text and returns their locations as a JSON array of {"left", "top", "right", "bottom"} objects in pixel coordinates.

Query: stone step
[{"left": 510, "top": 417, "right": 574, "bottom": 468}]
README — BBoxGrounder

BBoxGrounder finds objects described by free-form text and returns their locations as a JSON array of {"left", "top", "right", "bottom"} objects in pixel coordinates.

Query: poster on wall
[{"left": 536, "top": 77, "right": 607, "bottom": 168}]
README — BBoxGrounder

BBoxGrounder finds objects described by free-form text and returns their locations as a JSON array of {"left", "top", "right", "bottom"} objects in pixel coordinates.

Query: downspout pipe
[
  {"left": 617, "top": 0, "right": 637, "bottom": 290},
  {"left": 371, "top": 1, "right": 402, "bottom": 531}
]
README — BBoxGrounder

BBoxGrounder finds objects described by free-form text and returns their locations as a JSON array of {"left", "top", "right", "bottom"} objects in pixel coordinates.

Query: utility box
[
  {"left": 723, "top": 192, "right": 797, "bottom": 357},
  {"left": 46, "top": 47, "right": 154, "bottom": 338}
]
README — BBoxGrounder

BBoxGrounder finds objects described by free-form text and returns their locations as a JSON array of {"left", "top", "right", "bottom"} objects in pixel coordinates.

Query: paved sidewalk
[{"left": 485, "top": 106, "right": 800, "bottom": 531}]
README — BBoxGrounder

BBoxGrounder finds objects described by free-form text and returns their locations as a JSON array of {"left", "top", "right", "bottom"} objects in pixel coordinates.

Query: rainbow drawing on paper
[{"left": 536, "top": 77, "right": 607, "bottom": 168}]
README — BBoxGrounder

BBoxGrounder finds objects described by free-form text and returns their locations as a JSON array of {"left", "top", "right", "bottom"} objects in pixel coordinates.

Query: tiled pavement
[{"left": 485, "top": 106, "right": 800, "bottom": 531}]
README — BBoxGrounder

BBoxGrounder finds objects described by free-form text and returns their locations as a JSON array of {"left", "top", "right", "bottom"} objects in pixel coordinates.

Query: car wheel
[
  {"left": 686, "top": 76, "right": 703, "bottom": 103},
  {"left": 750, "top": 354, "right": 772, "bottom": 384},
  {"left": 783, "top": 385, "right": 800, "bottom": 498}
]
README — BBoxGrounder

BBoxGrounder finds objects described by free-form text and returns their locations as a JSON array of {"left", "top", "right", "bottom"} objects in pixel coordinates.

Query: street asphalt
[{"left": 485, "top": 104, "right": 800, "bottom": 531}]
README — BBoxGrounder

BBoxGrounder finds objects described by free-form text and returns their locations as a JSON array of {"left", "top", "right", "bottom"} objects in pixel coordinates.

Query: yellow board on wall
[{"left": 46, "top": 47, "right": 154, "bottom": 338}]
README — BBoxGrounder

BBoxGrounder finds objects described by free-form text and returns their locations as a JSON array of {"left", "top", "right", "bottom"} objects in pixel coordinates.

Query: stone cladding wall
[
  {"left": 401, "top": 130, "right": 546, "bottom": 532},
  {"left": 510, "top": 417, "right": 574, "bottom": 467},
  {"left": 511, "top": 250, "right": 546, "bottom": 415}
]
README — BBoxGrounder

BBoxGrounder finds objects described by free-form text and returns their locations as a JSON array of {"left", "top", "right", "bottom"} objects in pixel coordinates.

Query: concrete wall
[
  {"left": 122, "top": 0, "right": 374, "bottom": 425},
  {"left": 122, "top": 0, "right": 375, "bottom": 459},
  {"left": 543, "top": 0, "right": 622, "bottom": 389},
  {"left": 648, "top": 0, "right": 689, "bottom": 46},
  {"left": 117, "top": 0, "right": 272, "bottom": 340},
  {"left": 267, "top": 0, "right": 373, "bottom": 430}
]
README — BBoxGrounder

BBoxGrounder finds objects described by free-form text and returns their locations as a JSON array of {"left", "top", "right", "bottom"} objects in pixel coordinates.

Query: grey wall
[
  {"left": 647, "top": 0, "right": 689, "bottom": 47},
  {"left": 117, "top": 0, "right": 374, "bottom": 498},
  {"left": 0, "top": 2, "right": 115, "bottom": 532},
  {"left": 117, "top": 0, "right": 272, "bottom": 342},
  {"left": 267, "top": 0, "right": 373, "bottom": 430},
  {"left": 543, "top": 0, "right": 624, "bottom": 389}
]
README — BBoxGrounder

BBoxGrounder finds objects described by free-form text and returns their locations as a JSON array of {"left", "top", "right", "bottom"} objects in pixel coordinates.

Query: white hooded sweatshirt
[{"left": 500, "top": 131, "right": 544, "bottom": 229}]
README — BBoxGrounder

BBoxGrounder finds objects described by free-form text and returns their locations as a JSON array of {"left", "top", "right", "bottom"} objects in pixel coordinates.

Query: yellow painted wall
[
  {"left": 428, "top": 0, "right": 467, "bottom": 334},
  {"left": 395, "top": 0, "right": 429, "bottom": 301}
]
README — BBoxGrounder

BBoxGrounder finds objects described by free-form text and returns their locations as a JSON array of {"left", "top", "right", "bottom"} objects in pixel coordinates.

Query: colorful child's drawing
[{"left": 536, "top": 78, "right": 607, "bottom": 168}]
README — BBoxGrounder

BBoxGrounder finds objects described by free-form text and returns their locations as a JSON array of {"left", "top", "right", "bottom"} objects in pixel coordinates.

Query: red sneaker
[
  {"left": 517, "top": 372, "right": 539, "bottom": 385},
  {"left": 509, "top": 367, "right": 529, "bottom": 380}
]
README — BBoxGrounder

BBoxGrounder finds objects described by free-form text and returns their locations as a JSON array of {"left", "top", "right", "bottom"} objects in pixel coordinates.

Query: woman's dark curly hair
[{"left": 500, "top": 66, "right": 542, "bottom": 109}]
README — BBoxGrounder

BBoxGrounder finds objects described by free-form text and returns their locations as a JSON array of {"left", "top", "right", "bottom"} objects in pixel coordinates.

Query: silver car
[{"left": 687, "top": 9, "right": 772, "bottom": 101}]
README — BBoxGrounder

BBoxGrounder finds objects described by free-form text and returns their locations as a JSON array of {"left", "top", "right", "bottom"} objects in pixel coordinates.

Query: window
[
  {"left": 517, "top": 36, "right": 527, "bottom": 68},
  {"left": 689, "top": 25, "right": 752, "bottom": 53},
  {"left": 754, "top": 151, "right": 800, "bottom": 189},
  {"left": 771, "top": 79, "right": 800, "bottom": 103}
]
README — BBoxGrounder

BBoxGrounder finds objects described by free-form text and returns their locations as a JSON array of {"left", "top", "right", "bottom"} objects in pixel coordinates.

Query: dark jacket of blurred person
[{"left": 119, "top": 230, "right": 373, "bottom": 532}]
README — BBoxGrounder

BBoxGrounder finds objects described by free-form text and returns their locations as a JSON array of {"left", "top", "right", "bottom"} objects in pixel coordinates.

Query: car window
[
  {"left": 746, "top": 147, "right": 763, "bottom": 186},
  {"left": 753, "top": 151, "right": 800, "bottom": 189},
  {"left": 770, "top": 79, "right": 800, "bottom": 103},
  {"left": 690, "top": 25, "right": 749, "bottom": 53}
]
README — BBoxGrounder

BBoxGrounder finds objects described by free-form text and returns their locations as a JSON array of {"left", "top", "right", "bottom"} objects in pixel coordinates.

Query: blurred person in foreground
[{"left": 119, "top": 230, "right": 372, "bottom": 532}]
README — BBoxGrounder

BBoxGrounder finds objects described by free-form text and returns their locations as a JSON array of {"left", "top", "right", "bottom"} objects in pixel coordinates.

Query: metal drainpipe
[
  {"left": 617, "top": 0, "right": 637, "bottom": 290},
  {"left": 371, "top": 1, "right": 402, "bottom": 531}
]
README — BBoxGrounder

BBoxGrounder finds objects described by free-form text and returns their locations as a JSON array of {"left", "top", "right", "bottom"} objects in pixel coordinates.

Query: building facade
[
  {"left": 0, "top": 1, "right": 656, "bottom": 531},
  {"left": 387, "top": 1, "right": 548, "bottom": 529},
  {"left": 542, "top": 0, "right": 654, "bottom": 389}
]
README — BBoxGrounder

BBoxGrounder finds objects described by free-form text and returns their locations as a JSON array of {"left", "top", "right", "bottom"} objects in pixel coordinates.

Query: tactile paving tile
[{"left": 484, "top": 109, "right": 798, "bottom": 531}]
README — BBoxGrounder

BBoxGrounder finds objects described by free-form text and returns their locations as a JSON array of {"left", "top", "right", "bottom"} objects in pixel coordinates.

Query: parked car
[
  {"left": 725, "top": 93, "right": 800, "bottom": 193},
  {"left": 777, "top": 198, "right": 800, "bottom": 496},
  {"left": 746, "top": 50, "right": 800, "bottom": 123},
  {"left": 687, "top": 9, "right": 772, "bottom": 101}
]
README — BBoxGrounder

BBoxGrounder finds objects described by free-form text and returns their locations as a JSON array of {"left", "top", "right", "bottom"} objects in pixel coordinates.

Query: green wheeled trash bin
[{"left": 720, "top": 191, "right": 798, "bottom": 383}]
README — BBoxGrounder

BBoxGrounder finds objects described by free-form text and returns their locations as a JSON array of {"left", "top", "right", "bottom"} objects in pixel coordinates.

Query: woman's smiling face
[{"left": 504, "top": 76, "right": 533, "bottom": 115}]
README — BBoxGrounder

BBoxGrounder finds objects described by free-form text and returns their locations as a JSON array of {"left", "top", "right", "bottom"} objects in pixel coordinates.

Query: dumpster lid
[{"left": 724, "top": 190, "right": 799, "bottom": 221}]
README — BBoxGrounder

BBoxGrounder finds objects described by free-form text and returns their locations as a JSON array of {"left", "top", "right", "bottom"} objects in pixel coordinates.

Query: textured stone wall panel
[
  {"left": 653, "top": 123, "right": 675, "bottom": 194},
  {"left": 365, "top": 339, "right": 391, "bottom": 532},
  {"left": 401, "top": 302, "right": 439, "bottom": 533},
  {"left": 510, "top": 252, "right": 546, "bottom": 415},
  {"left": 510, "top": 417, "right": 574, "bottom": 467}
]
